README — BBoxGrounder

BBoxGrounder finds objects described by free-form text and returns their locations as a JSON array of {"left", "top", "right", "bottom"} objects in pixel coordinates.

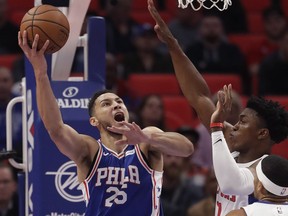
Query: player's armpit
[{"left": 49, "top": 123, "right": 98, "bottom": 164}]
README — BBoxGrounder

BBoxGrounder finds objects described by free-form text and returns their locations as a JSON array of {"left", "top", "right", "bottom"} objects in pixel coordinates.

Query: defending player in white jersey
[
  {"left": 226, "top": 155, "right": 288, "bottom": 216},
  {"left": 148, "top": 1, "right": 288, "bottom": 215},
  {"left": 210, "top": 85, "right": 288, "bottom": 215},
  {"left": 18, "top": 30, "right": 194, "bottom": 215}
]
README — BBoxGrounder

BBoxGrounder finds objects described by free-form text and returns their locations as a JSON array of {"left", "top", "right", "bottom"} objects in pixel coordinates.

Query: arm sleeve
[{"left": 211, "top": 131, "right": 254, "bottom": 195}]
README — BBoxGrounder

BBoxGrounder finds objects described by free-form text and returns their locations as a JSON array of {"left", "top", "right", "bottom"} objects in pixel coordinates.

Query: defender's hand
[
  {"left": 211, "top": 84, "right": 233, "bottom": 124},
  {"left": 148, "top": 0, "right": 176, "bottom": 45}
]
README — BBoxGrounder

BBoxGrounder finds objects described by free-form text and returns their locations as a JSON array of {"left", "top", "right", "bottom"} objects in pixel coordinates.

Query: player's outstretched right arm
[
  {"left": 148, "top": 0, "right": 215, "bottom": 131},
  {"left": 18, "top": 31, "right": 94, "bottom": 165}
]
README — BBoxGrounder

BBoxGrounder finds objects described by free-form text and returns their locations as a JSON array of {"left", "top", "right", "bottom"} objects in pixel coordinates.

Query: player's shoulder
[{"left": 79, "top": 134, "right": 100, "bottom": 157}]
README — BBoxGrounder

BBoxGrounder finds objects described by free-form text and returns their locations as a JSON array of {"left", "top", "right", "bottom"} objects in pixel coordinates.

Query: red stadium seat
[
  {"left": 162, "top": 96, "right": 199, "bottom": 130},
  {"left": 202, "top": 73, "right": 243, "bottom": 94},
  {"left": 7, "top": 0, "right": 33, "bottom": 11},
  {"left": 9, "top": 10, "right": 26, "bottom": 26},
  {"left": 166, "top": 0, "right": 178, "bottom": 14},
  {"left": 0, "top": 54, "right": 20, "bottom": 70},
  {"left": 228, "top": 34, "right": 266, "bottom": 62},
  {"left": 241, "top": 0, "right": 270, "bottom": 13},
  {"left": 247, "top": 13, "right": 265, "bottom": 34},
  {"left": 132, "top": 0, "right": 157, "bottom": 11},
  {"left": 126, "top": 73, "right": 181, "bottom": 99},
  {"left": 272, "top": 140, "right": 288, "bottom": 159},
  {"left": 282, "top": 0, "right": 288, "bottom": 17}
]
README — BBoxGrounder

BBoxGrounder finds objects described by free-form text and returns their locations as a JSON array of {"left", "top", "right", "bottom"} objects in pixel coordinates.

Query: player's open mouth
[{"left": 114, "top": 112, "right": 125, "bottom": 122}]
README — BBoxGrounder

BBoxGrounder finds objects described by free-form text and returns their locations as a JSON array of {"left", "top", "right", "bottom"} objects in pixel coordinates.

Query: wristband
[{"left": 210, "top": 122, "right": 224, "bottom": 128}]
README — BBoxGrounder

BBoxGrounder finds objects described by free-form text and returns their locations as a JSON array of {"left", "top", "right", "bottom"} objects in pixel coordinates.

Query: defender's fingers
[
  {"left": 148, "top": 0, "right": 165, "bottom": 26},
  {"left": 227, "top": 84, "right": 233, "bottom": 111}
]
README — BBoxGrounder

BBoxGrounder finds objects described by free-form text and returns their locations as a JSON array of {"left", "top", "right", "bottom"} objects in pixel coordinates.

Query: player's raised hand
[
  {"left": 18, "top": 30, "right": 49, "bottom": 75},
  {"left": 211, "top": 84, "right": 233, "bottom": 124},
  {"left": 148, "top": 0, "right": 176, "bottom": 45},
  {"left": 107, "top": 122, "right": 150, "bottom": 145}
]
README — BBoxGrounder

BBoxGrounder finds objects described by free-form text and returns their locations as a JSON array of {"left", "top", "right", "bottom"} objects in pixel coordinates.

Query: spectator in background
[
  {"left": 121, "top": 23, "right": 173, "bottom": 79},
  {"left": 176, "top": 126, "right": 208, "bottom": 187},
  {"left": 248, "top": 6, "right": 287, "bottom": 75},
  {"left": 168, "top": 7, "right": 202, "bottom": 51},
  {"left": 187, "top": 169, "right": 217, "bottom": 216},
  {"left": 185, "top": 15, "right": 250, "bottom": 94},
  {"left": 0, "top": 0, "right": 21, "bottom": 54},
  {"left": 161, "top": 144, "right": 205, "bottom": 216},
  {"left": 0, "top": 67, "right": 22, "bottom": 160},
  {"left": 259, "top": 30, "right": 288, "bottom": 95},
  {"left": 134, "top": 94, "right": 166, "bottom": 131},
  {"left": 0, "top": 162, "right": 19, "bottom": 216},
  {"left": 104, "top": 0, "right": 139, "bottom": 55},
  {"left": 105, "top": 53, "right": 121, "bottom": 93}
]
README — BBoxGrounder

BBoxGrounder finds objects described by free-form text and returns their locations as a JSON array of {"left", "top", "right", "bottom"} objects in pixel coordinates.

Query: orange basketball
[{"left": 20, "top": 5, "right": 70, "bottom": 54}]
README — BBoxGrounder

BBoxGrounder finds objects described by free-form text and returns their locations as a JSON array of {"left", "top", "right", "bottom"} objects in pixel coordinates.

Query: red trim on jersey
[
  {"left": 152, "top": 171, "right": 157, "bottom": 209},
  {"left": 83, "top": 180, "right": 90, "bottom": 201},
  {"left": 135, "top": 145, "right": 152, "bottom": 174},
  {"left": 86, "top": 142, "right": 103, "bottom": 182}
]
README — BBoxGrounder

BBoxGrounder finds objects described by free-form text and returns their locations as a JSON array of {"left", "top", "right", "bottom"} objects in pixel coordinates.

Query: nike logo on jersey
[
  {"left": 213, "top": 139, "right": 222, "bottom": 145},
  {"left": 103, "top": 152, "right": 109, "bottom": 156}
]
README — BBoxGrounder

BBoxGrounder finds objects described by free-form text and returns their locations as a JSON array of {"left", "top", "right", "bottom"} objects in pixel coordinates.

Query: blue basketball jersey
[{"left": 81, "top": 140, "right": 163, "bottom": 216}]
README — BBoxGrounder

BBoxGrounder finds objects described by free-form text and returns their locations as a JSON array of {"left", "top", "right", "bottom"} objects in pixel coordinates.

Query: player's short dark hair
[
  {"left": 246, "top": 96, "right": 288, "bottom": 143},
  {"left": 88, "top": 89, "right": 114, "bottom": 117},
  {"left": 261, "top": 155, "right": 288, "bottom": 188}
]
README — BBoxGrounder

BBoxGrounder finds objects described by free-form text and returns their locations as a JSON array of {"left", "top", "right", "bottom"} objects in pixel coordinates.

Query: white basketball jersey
[
  {"left": 215, "top": 155, "right": 267, "bottom": 216},
  {"left": 243, "top": 201, "right": 288, "bottom": 216}
]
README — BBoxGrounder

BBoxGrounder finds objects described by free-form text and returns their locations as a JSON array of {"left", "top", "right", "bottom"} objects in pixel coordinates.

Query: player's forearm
[
  {"left": 35, "top": 72, "right": 64, "bottom": 135},
  {"left": 149, "top": 132, "right": 194, "bottom": 157},
  {"left": 168, "top": 40, "right": 210, "bottom": 101},
  {"left": 167, "top": 39, "right": 215, "bottom": 128},
  {"left": 211, "top": 131, "right": 254, "bottom": 195}
]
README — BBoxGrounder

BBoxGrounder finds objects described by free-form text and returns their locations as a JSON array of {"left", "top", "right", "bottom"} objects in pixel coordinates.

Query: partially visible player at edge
[
  {"left": 18, "top": 30, "right": 194, "bottom": 216},
  {"left": 210, "top": 88, "right": 288, "bottom": 216},
  {"left": 147, "top": 0, "right": 288, "bottom": 215}
]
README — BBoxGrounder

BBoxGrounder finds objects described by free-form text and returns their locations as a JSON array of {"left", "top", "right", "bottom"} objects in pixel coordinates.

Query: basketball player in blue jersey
[
  {"left": 18, "top": 31, "right": 194, "bottom": 216},
  {"left": 148, "top": 0, "right": 288, "bottom": 215}
]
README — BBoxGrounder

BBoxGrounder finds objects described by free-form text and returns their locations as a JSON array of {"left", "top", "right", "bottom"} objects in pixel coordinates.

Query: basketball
[{"left": 20, "top": 5, "right": 70, "bottom": 54}]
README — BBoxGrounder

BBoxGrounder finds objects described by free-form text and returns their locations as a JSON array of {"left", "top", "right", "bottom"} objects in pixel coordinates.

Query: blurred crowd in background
[{"left": 1, "top": 0, "right": 288, "bottom": 215}]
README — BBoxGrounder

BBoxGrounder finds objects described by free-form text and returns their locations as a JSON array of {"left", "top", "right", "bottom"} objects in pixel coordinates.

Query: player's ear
[
  {"left": 90, "top": 117, "right": 99, "bottom": 127},
  {"left": 258, "top": 128, "right": 269, "bottom": 140}
]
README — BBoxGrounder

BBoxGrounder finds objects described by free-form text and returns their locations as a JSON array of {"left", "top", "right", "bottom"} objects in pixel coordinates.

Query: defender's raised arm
[{"left": 148, "top": 0, "right": 216, "bottom": 131}]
